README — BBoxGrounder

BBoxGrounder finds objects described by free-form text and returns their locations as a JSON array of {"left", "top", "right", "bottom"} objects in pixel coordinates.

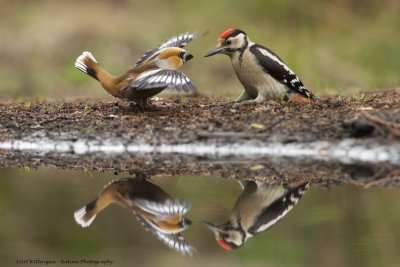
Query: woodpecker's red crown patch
[
  {"left": 219, "top": 28, "right": 247, "bottom": 40},
  {"left": 219, "top": 29, "right": 235, "bottom": 40},
  {"left": 217, "top": 239, "right": 232, "bottom": 250}
]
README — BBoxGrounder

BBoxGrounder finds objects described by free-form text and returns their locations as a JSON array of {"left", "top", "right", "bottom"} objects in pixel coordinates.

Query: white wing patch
[
  {"left": 252, "top": 183, "right": 309, "bottom": 234},
  {"left": 135, "top": 213, "right": 196, "bottom": 256},
  {"left": 252, "top": 44, "right": 317, "bottom": 99},
  {"left": 255, "top": 205, "right": 294, "bottom": 233},
  {"left": 122, "top": 69, "right": 196, "bottom": 93},
  {"left": 258, "top": 48, "right": 296, "bottom": 76},
  {"left": 152, "top": 229, "right": 197, "bottom": 256},
  {"left": 135, "top": 198, "right": 192, "bottom": 216},
  {"left": 135, "top": 32, "right": 201, "bottom": 67},
  {"left": 135, "top": 69, "right": 163, "bottom": 80}
]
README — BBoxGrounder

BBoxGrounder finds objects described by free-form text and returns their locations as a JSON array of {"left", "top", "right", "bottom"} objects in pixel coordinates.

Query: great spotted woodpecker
[
  {"left": 75, "top": 32, "right": 200, "bottom": 107},
  {"left": 205, "top": 29, "right": 318, "bottom": 107},
  {"left": 74, "top": 177, "right": 195, "bottom": 255},
  {"left": 203, "top": 180, "right": 309, "bottom": 250}
]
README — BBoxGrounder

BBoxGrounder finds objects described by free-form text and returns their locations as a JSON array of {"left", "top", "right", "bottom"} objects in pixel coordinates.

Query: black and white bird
[
  {"left": 205, "top": 28, "right": 318, "bottom": 107},
  {"left": 74, "top": 177, "right": 196, "bottom": 255},
  {"left": 75, "top": 32, "right": 200, "bottom": 107},
  {"left": 203, "top": 180, "right": 309, "bottom": 250}
]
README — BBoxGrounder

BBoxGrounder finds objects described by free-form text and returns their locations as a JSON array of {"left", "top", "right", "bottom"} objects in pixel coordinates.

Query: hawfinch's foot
[{"left": 148, "top": 102, "right": 173, "bottom": 108}]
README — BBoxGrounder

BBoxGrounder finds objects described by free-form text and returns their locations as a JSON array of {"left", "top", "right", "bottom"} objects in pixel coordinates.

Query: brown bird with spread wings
[{"left": 75, "top": 32, "right": 200, "bottom": 107}]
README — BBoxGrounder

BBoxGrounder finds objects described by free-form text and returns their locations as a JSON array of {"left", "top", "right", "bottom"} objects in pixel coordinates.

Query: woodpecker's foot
[
  {"left": 289, "top": 94, "right": 312, "bottom": 104},
  {"left": 214, "top": 100, "right": 236, "bottom": 106},
  {"left": 232, "top": 99, "right": 263, "bottom": 108},
  {"left": 289, "top": 180, "right": 308, "bottom": 187}
]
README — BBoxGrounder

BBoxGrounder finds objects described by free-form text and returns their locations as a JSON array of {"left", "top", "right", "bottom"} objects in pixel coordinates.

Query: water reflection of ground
[
  {"left": 2, "top": 145, "right": 399, "bottom": 187},
  {"left": 2, "top": 127, "right": 400, "bottom": 189},
  {"left": 0, "top": 169, "right": 399, "bottom": 266}
]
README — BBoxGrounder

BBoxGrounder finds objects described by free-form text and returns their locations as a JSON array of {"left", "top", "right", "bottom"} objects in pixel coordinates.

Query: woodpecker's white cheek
[{"left": 232, "top": 38, "right": 243, "bottom": 50}]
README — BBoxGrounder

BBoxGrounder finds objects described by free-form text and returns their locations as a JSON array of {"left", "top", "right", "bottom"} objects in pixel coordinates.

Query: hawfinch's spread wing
[
  {"left": 135, "top": 213, "right": 196, "bottom": 256},
  {"left": 122, "top": 69, "right": 196, "bottom": 93},
  {"left": 135, "top": 32, "right": 200, "bottom": 67}
]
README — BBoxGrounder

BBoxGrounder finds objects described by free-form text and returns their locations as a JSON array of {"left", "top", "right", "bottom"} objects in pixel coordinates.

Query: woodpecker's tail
[
  {"left": 74, "top": 198, "right": 98, "bottom": 227},
  {"left": 75, "top": 51, "right": 100, "bottom": 81}
]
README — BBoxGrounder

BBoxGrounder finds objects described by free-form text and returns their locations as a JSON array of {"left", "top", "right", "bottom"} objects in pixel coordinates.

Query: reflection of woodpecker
[
  {"left": 74, "top": 177, "right": 195, "bottom": 255},
  {"left": 204, "top": 180, "right": 309, "bottom": 250},
  {"left": 75, "top": 32, "right": 201, "bottom": 107}
]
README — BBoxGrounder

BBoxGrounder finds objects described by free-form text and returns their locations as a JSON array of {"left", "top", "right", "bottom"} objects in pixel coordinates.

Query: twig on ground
[
  {"left": 364, "top": 169, "right": 400, "bottom": 188},
  {"left": 364, "top": 94, "right": 377, "bottom": 103},
  {"left": 363, "top": 112, "right": 400, "bottom": 136}
]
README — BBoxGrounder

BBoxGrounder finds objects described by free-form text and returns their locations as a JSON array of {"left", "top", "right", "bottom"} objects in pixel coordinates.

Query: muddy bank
[
  {"left": 1, "top": 89, "right": 400, "bottom": 187},
  {"left": 0, "top": 89, "right": 400, "bottom": 143},
  {"left": 2, "top": 89, "right": 400, "bottom": 143}
]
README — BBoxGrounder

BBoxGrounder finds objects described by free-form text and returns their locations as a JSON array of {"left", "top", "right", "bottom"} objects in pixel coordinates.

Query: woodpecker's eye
[
  {"left": 226, "top": 39, "right": 232, "bottom": 45},
  {"left": 223, "top": 233, "right": 230, "bottom": 240}
]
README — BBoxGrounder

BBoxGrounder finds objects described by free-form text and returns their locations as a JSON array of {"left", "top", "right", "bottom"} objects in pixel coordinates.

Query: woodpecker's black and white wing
[
  {"left": 248, "top": 183, "right": 309, "bottom": 235},
  {"left": 249, "top": 44, "right": 317, "bottom": 100},
  {"left": 135, "top": 198, "right": 192, "bottom": 216},
  {"left": 135, "top": 32, "right": 201, "bottom": 67},
  {"left": 122, "top": 69, "right": 196, "bottom": 93},
  {"left": 135, "top": 213, "right": 196, "bottom": 256}
]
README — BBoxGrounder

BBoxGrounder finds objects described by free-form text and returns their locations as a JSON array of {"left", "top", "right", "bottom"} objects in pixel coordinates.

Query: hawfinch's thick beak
[
  {"left": 178, "top": 217, "right": 192, "bottom": 230},
  {"left": 178, "top": 51, "right": 194, "bottom": 63},
  {"left": 183, "top": 52, "right": 194, "bottom": 63},
  {"left": 204, "top": 46, "right": 225, "bottom": 57}
]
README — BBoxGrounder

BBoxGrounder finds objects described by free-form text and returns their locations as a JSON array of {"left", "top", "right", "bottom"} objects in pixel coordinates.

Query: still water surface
[{"left": 0, "top": 168, "right": 399, "bottom": 267}]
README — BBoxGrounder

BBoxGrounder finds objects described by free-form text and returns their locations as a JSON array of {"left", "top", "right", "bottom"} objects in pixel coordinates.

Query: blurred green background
[
  {"left": 0, "top": 0, "right": 399, "bottom": 100},
  {"left": 0, "top": 168, "right": 400, "bottom": 267}
]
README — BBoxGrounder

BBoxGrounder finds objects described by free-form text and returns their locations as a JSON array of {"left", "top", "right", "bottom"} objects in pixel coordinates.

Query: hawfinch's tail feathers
[
  {"left": 74, "top": 199, "right": 97, "bottom": 228},
  {"left": 75, "top": 51, "right": 99, "bottom": 81}
]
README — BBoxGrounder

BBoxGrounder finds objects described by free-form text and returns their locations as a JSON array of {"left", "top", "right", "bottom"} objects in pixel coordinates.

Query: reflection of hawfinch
[
  {"left": 204, "top": 180, "right": 309, "bottom": 250},
  {"left": 75, "top": 32, "right": 200, "bottom": 107},
  {"left": 74, "top": 177, "right": 195, "bottom": 255}
]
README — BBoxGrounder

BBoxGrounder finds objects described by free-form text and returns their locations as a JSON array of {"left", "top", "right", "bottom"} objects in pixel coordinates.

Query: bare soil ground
[
  {"left": 1, "top": 89, "right": 400, "bottom": 142},
  {"left": 1, "top": 89, "right": 400, "bottom": 187}
]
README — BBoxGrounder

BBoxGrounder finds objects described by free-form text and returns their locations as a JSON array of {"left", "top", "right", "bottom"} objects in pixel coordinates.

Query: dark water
[{"left": 0, "top": 168, "right": 399, "bottom": 267}]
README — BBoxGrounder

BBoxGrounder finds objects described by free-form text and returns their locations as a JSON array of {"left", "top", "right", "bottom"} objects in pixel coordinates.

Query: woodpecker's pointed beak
[
  {"left": 203, "top": 222, "right": 234, "bottom": 250},
  {"left": 204, "top": 46, "right": 225, "bottom": 57},
  {"left": 203, "top": 221, "right": 221, "bottom": 233}
]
